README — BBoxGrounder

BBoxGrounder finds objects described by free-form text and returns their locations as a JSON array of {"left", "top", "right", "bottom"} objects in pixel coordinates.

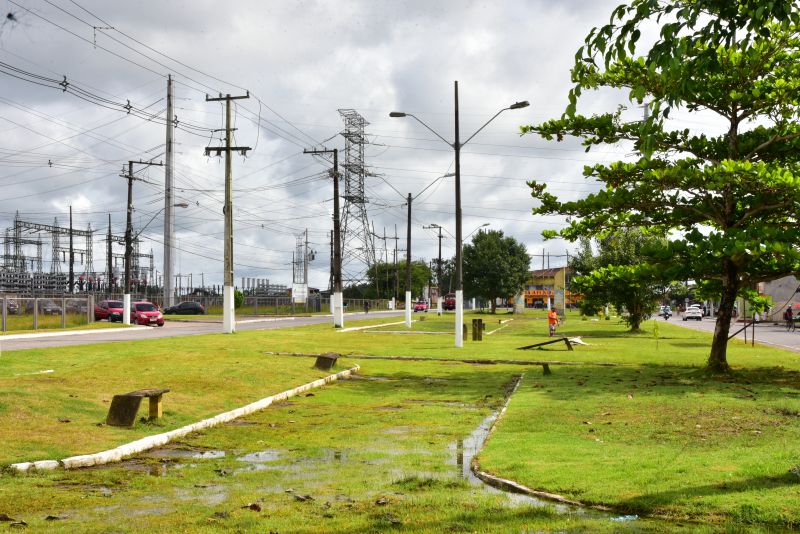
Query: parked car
[
  {"left": 95, "top": 300, "right": 124, "bottom": 322},
  {"left": 4, "top": 299, "right": 19, "bottom": 315},
  {"left": 65, "top": 299, "right": 89, "bottom": 314},
  {"left": 25, "top": 299, "right": 62, "bottom": 315},
  {"left": 683, "top": 306, "right": 703, "bottom": 321},
  {"left": 413, "top": 300, "right": 428, "bottom": 312},
  {"left": 131, "top": 301, "right": 165, "bottom": 327},
  {"left": 163, "top": 301, "right": 205, "bottom": 315},
  {"left": 443, "top": 293, "right": 456, "bottom": 311}
]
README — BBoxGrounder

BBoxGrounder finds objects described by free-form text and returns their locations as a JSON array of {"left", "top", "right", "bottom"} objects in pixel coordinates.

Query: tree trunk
[
  {"left": 708, "top": 263, "right": 738, "bottom": 373},
  {"left": 490, "top": 299, "right": 497, "bottom": 314}
]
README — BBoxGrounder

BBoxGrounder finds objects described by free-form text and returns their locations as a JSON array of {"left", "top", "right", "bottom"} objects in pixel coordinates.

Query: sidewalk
[{"left": 669, "top": 315, "right": 800, "bottom": 353}]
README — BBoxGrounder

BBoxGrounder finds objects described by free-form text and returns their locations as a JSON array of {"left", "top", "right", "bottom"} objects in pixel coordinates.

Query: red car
[
  {"left": 95, "top": 300, "right": 124, "bottom": 322},
  {"left": 130, "top": 301, "right": 165, "bottom": 327},
  {"left": 443, "top": 293, "right": 456, "bottom": 311},
  {"left": 413, "top": 300, "right": 428, "bottom": 312}
]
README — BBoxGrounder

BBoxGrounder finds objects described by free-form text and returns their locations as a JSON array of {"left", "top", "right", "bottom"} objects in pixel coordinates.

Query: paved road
[
  {"left": 0, "top": 310, "right": 404, "bottom": 351},
  {"left": 667, "top": 313, "right": 800, "bottom": 352}
]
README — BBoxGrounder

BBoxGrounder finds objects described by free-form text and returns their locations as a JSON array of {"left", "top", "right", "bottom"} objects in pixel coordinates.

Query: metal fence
[
  {"left": 1, "top": 292, "right": 397, "bottom": 332},
  {"left": 2, "top": 295, "right": 94, "bottom": 332}
]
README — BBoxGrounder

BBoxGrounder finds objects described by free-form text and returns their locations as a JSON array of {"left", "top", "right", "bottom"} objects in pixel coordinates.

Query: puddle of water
[
  {"left": 174, "top": 485, "right": 229, "bottom": 506},
  {"left": 237, "top": 450, "right": 281, "bottom": 463},
  {"left": 384, "top": 425, "right": 414, "bottom": 435},
  {"left": 193, "top": 451, "right": 226, "bottom": 460},
  {"left": 145, "top": 448, "right": 225, "bottom": 460},
  {"left": 448, "top": 413, "right": 497, "bottom": 485},
  {"left": 232, "top": 448, "right": 346, "bottom": 475}
]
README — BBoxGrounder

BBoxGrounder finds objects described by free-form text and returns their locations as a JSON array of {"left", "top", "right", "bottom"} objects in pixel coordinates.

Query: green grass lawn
[{"left": 0, "top": 311, "right": 798, "bottom": 531}]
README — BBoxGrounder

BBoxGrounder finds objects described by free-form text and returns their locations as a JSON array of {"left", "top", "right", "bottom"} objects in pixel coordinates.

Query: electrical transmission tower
[{"left": 338, "top": 109, "right": 376, "bottom": 287}]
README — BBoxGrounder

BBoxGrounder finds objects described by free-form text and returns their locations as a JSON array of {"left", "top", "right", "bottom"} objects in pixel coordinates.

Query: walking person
[
  {"left": 548, "top": 307, "right": 559, "bottom": 337},
  {"left": 785, "top": 306, "right": 795, "bottom": 332}
]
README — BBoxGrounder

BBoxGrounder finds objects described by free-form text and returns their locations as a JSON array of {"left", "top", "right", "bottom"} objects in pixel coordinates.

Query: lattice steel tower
[{"left": 338, "top": 109, "right": 376, "bottom": 286}]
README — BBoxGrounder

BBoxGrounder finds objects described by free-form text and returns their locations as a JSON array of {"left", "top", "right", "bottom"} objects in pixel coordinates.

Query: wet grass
[
  {"left": 0, "top": 359, "right": 691, "bottom": 532},
  {"left": 0, "top": 313, "right": 798, "bottom": 531}
]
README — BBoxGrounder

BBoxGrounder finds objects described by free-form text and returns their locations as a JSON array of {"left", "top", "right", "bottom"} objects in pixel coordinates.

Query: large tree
[
  {"left": 360, "top": 260, "right": 431, "bottom": 300},
  {"left": 570, "top": 228, "right": 668, "bottom": 331},
  {"left": 463, "top": 230, "right": 530, "bottom": 313},
  {"left": 525, "top": 1, "right": 800, "bottom": 372}
]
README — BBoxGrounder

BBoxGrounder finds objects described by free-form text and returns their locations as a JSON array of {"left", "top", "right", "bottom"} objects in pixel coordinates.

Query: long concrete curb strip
[
  {"left": 10, "top": 365, "right": 360, "bottom": 472},
  {"left": 337, "top": 320, "right": 412, "bottom": 332}
]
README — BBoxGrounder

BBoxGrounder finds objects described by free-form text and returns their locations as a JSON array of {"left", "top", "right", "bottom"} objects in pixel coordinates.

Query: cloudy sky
[{"left": 0, "top": 0, "right": 638, "bottom": 291}]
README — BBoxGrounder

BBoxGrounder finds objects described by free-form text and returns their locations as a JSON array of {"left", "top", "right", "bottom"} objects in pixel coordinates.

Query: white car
[{"left": 683, "top": 306, "right": 703, "bottom": 321}]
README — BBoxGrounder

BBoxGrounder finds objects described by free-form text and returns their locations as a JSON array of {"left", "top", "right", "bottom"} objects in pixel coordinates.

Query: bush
[{"left": 234, "top": 289, "right": 244, "bottom": 309}]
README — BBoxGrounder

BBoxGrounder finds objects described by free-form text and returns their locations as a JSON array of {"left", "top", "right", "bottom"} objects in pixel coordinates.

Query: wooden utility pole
[{"left": 205, "top": 92, "right": 251, "bottom": 334}]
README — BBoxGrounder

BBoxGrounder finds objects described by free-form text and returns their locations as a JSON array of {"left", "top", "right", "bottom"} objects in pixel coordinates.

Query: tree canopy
[
  {"left": 356, "top": 260, "right": 431, "bottom": 300},
  {"left": 463, "top": 230, "right": 530, "bottom": 313},
  {"left": 569, "top": 228, "right": 669, "bottom": 330},
  {"left": 524, "top": 0, "right": 800, "bottom": 371}
]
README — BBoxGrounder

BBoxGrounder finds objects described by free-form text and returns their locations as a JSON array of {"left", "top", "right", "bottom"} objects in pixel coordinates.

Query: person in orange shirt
[{"left": 548, "top": 307, "right": 559, "bottom": 336}]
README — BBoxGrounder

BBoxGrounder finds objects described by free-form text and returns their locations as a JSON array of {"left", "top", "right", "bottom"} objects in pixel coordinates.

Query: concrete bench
[
  {"left": 314, "top": 352, "right": 339, "bottom": 371},
  {"left": 106, "top": 388, "right": 170, "bottom": 427}
]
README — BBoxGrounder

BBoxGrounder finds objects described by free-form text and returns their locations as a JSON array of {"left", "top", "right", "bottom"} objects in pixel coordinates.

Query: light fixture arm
[{"left": 404, "top": 114, "right": 454, "bottom": 148}]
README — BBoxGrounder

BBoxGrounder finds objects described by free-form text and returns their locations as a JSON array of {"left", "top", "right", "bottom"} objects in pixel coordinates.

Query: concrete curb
[
  {"left": 0, "top": 325, "right": 146, "bottom": 341},
  {"left": 337, "top": 320, "right": 412, "bottom": 332},
  {"left": 10, "top": 365, "right": 360, "bottom": 472}
]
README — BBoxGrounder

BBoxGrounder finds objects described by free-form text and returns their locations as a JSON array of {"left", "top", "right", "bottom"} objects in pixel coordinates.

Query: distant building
[
  {"left": 522, "top": 268, "right": 580, "bottom": 308},
  {"left": 760, "top": 275, "right": 799, "bottom": 314}
]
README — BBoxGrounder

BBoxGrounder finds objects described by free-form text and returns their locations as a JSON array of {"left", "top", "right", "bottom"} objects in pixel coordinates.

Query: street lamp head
[
  {"left": 174, "top": 202, "right": 189, "bottom": 208},
  {"left": 509, "top": 101, "right": 530, "bottom": 110},
  {"left": 480, "top": 223, "right": 490, "bottom": 228},
  {"left": 389, "top": 111, "right": 407, "bottom": 118}
]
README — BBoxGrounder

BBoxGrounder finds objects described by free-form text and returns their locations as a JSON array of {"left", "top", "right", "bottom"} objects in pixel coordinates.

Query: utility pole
[
  {"left": 384, "top": 227, "right": 388, "bottom": 300},
  {"left": 303, "top": 228, "right": 309, "bottom": 290},
  {"left": 164, "top": 74, "right": 176, "bottom": 309},
  {"left": 405, "top": 193, "right": 412, "bottom": 327},
  {"left": 123, "top": 159, "right": 164, "bottom": 324},
  {"left": 68, "top": 206, "right": 74, "bottom": 294},
  {"left": 304, "top": 148, "right": 342, "bottom": 327},
  {"left": 424, "top": 224, "right": 444, "bottom": 315},
  {"left": 394, "top": 224, "right": 399, "bottom": 303},
  {"left": 107, "top": 214, "right": 112, "bottom": 291},
  {"left": 205, "top": 92, "right": 251, "bottom": 334}
]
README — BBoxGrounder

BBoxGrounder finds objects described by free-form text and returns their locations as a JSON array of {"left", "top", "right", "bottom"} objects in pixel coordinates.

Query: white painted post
[{"left": 455, "top": 290, "right": 464, "bottom": 348}]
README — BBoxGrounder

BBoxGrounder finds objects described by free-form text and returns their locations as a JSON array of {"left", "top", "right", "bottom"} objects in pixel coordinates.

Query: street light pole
[
  {"left": 405, "top": 192, "right": 412, "bottom": 328},
  {"left": 390, "top": 82, "right": 528, "bottom": 347},
  {"left": 453, "top": 82, "right": 465, "bottom": 346}
]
